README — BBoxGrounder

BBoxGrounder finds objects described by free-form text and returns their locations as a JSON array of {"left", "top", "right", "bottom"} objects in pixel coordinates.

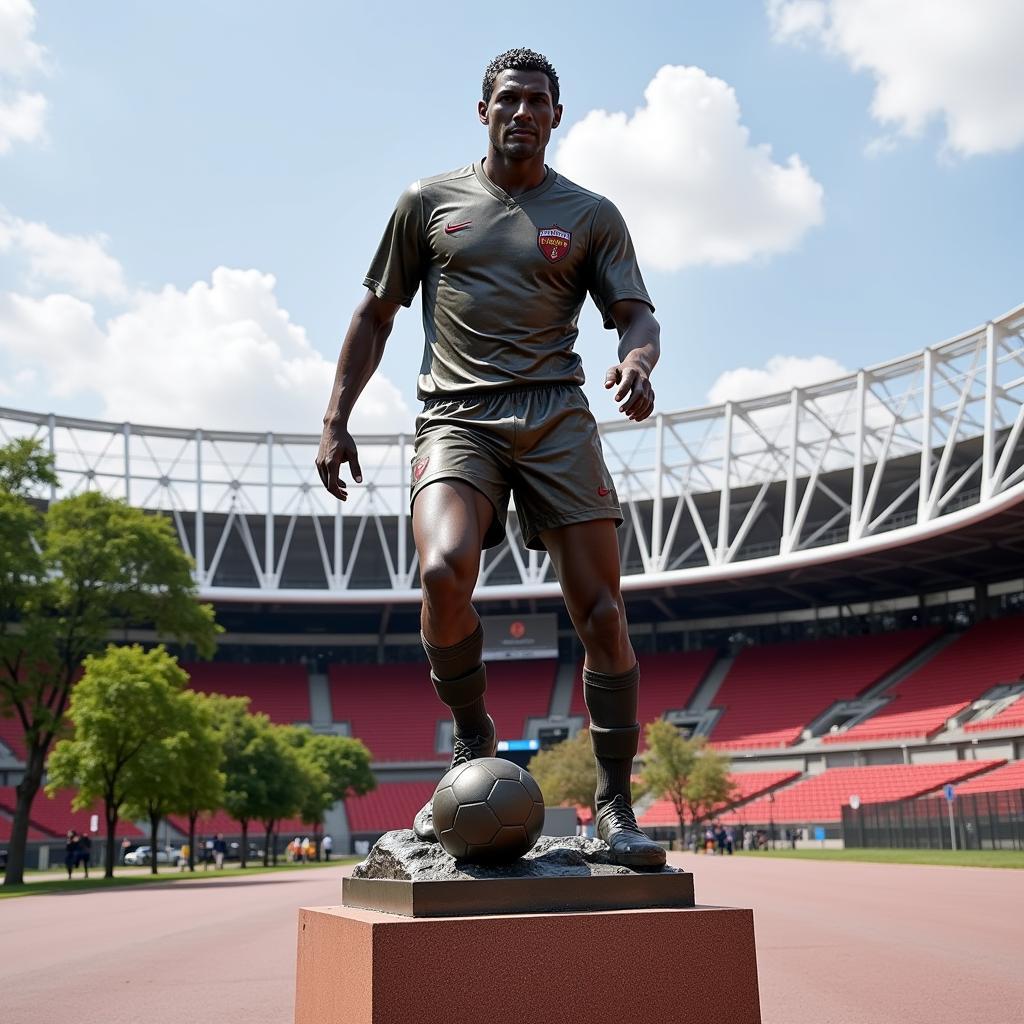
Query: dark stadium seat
[
  {"left": 639, "top": 770, "right": 801, "bottom": 827},
  {"left": 938, "top": 760, "right": 1024, "bottom": 795},
  {"left": 824, "top": 617, "right": 1024, "bottom": 743},
  {"left": 182, "top": 662, "right": 312, "bottom": 724},
  {"left": 716, "top": 761, "right": 1005, "bottom": 823},
  {"left": 345, "top": 780, "right": 438, "bottom": 833},
  {"left": 708, "top": 629, "right": 940, "bottom": 749},
  {"left": 0, "top": 786, "right": 143, "bottom": 838},
  {"left": 569, "top": 649, "right": 718, "bottom": 749}
]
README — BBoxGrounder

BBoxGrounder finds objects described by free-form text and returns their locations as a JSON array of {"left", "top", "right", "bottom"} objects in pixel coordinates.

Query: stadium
[{"left": 3, "top": 301, "right": 1023, "bottom": 859}]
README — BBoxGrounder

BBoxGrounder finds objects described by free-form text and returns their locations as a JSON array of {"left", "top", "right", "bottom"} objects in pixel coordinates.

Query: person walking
[
  {"left": 64, "top": 831, "right": 78, "bottom": 880},
  {"left": 77, "top": 833, "right": 92, "bottom": 878},
  {"left": 316, "top": 48, "right": 663, "bottom": 868},
  {"left": 213, "top": 833, "right": 226, "bottom": 870},
  {"left": 321, "top": 834, "right": 333, "bottom": 862}
]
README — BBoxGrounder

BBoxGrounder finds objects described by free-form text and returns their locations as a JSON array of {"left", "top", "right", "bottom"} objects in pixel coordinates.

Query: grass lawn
[
  {"left": 734, "top": 847, "right": 1024, "bottom": 869},
  {"left": 0, "top": 857, "right": 360, "bottom": 900}
]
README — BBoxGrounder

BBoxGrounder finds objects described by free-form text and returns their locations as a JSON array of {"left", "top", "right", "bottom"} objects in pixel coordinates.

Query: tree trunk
[
  {"left": 187, "top": 810, "right": 198, "bottom": 872},
  {"left": 149, "top": 811, "right": 160, "bottom": 875},
  {"left": 677, "top": 812, "right": 686, "bottom": 853},
  {"left": 263, "top": 822, "right": 272, "bottom": 867},
  {"left": 239, "top": 820, "right": 248, "bottom": 868},
  {"left": 104, "top": 805, "right": 118, "bottom": 879},
  {"left": 2, "top": 743, "right": 45, "bottom": 886}
]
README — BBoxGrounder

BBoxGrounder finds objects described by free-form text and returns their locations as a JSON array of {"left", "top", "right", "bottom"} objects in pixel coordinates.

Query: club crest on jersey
[{"left": 537, "top": 225, "right": 572, "bottom": 264}]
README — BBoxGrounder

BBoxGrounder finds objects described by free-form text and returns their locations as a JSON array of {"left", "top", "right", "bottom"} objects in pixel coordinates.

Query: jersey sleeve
[
  {"left": 362, "top": 183, "right": 427, "bottom": 306},
  {"left": 586, "top": 198, "right": 655, "bottom": 329}
]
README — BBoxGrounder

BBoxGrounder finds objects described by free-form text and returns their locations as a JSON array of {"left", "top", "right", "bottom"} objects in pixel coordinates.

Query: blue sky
[{"left": 1, "top": 0, "right": 1022, "bottom": 433}]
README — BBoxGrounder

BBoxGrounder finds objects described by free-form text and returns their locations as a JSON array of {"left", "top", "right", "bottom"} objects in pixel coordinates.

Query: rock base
[{"left": 343, "top": 830, "right": 693, "bottom": 917}]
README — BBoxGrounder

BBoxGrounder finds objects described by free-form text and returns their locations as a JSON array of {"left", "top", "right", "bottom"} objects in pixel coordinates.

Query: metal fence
[{"left": 842, "top": 789, "right": 1024, "bottom": 850}]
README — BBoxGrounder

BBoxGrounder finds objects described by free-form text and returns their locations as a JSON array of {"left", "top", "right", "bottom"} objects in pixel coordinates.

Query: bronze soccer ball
[{"left": 432, "top": 757, "right": 545, "bottom": 862}]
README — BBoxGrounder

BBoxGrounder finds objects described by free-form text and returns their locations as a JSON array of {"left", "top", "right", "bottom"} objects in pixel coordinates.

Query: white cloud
[
  {"left": 554, "top": 65, "right": 824, "bottom": 271},
  {"left": 0, "top": 266, "right": 412, "bottom": 434},
  {"left": 768, "top": 0, "right": 1024, "bottom": 157},
  {"left": 0, "top": 208, "right": 127, "bottom": 298},
  {"left": 707, "top": 354, "right": 850, "bottom": 404},
  {"left": 0, "top": 0, "right": 48, "bottom": 153}
]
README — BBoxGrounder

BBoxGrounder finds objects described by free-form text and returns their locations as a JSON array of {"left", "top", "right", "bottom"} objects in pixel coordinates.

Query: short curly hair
[{"left": 482, "top": 48, "right": 560, "bottom": 107}]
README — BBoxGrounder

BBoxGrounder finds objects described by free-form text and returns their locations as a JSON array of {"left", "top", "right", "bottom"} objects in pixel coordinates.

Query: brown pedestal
[{"left": 295, "top": 902, "right": 761, "bottom": 1024}]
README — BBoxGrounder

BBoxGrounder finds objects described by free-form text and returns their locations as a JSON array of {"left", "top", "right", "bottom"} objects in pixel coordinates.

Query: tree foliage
[
  {"left": 639, "top": 721, "right": 736, "bottom": 842},
  {"left": 0, "top": 438, "right": 220, "bottom": 886},
  {"left": 527, "top": 729, "right": 597, "bottom": 815},
  {"left": 45, "top": 645, "right": 191, "bottom": 878},
  {"left": 287, "top": 729, "right": 375, "bottom": 829}
]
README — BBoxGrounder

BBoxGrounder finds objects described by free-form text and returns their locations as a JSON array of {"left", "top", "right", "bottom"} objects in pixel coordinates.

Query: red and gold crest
[{"left": 537, "top": 225, "right": 572, "bottom": 264}]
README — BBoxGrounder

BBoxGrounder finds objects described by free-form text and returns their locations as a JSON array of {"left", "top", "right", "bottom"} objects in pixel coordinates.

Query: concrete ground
[{"left": 1, "top": 852, "right": 1021, "bottom": 1024}]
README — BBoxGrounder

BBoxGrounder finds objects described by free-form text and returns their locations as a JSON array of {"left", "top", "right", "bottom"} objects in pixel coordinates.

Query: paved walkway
[{"left": 1, "top": 854, "right": 1020, "bottom": 1023}]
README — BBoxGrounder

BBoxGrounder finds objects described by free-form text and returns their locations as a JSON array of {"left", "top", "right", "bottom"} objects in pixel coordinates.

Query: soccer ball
[{"left": 432, "top": 757, "right": 545, "bottom": 863}]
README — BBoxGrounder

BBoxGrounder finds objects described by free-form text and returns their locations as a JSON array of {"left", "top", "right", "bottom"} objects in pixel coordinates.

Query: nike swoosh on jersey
[{"left": 444, "top": 221, "right": 473, "bottom": 234}]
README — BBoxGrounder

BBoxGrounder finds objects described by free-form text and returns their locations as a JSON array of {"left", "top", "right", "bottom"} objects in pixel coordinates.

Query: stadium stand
[
  {"left": 0, "top": 717, "right": 27, "bottom": 761},
  {"left": 570, "top": 649, "right": 718, "bottom": 749},
  {"left": 166, "top": 810, "right": 310, "bottom": 838},
  {"left": 480, "top": 659, "right": 557, "bottom": 741},
  {"left": 824, "top": 617, "right": 1024, "bottom": 743},
  {"left": 0, "top": 810, "right": 49, "bottom": 842},
  {"left": 717, "top": 761, "right": 1004, "bottom": 823},
  {"left": 345, "top": 780, "right": 437, "bottom": 834},
  {"left": 329, "top": 660, "right": 557, "bottom": 762},
  {"left": 0, "top": 786, "right": 143, "bottom": 838},
  {"left": 182, "top": 662, "right": 311, "bottom": 723},
  {"left": 639, "top": 770, "right": 801, "bottom": 827},
  {"left": 964, "top": 697, "right": 1024, "bottom": 734},
  {"left": 938, "top": 760, "right": 1024, "bottom": 795},
  {"left": 328, "top": 664, "right": 442, "bottom": 762},
  {"left": 708, "top": 629, "right": 941, "bottom": 750}
]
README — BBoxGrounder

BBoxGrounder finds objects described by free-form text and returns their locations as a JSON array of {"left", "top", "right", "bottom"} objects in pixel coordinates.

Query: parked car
[
  {"left": 124, "top": 845, "right": 179, "bottom": 866},
  {"left": 225, "top": 841, "right": 263, "bottom": 862}
]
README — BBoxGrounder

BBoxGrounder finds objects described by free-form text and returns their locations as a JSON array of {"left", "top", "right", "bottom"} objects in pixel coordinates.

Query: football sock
[
  {"left": 584, "top": 664, "right": 641, "bottom": 810},
  {"left": 422, "top": 623, "right": 491, "bottom": 738}
]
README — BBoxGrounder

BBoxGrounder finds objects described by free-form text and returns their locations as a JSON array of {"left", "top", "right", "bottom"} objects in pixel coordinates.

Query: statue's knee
[
  {"left": 580, "top": 596, "right": 625, "bottom": 656},
  {"left": 420, "top": 553, "right": 474, "bottom": 607}
]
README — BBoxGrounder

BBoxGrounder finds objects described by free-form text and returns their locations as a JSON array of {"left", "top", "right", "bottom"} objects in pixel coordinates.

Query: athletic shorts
[{"left": 410, "top": 384, "right": 622, "bottom": 551}]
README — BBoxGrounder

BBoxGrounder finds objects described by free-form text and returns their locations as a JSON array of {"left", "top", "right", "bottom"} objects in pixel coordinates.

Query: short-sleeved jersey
[{"left": 363, "top": 162, "right": 654, "bottom": 400}]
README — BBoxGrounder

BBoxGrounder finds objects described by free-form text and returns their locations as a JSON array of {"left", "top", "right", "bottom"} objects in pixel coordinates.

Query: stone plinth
[{"left": 294, "top": 901, "right": 761, "bottom": 1024}]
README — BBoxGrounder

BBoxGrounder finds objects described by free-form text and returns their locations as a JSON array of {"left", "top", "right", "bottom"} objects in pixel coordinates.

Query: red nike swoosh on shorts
[
  {"left": 597, "top": 486, "right": 611, "bottom": 497},
  {"left": 444, "top": 221, "right": 473, "bottom": 234}
]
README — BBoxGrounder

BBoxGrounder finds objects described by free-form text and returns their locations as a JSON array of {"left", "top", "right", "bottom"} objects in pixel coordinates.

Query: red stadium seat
[
  {"left": 182, "top": 662, "right": 311, "bottom": 724},
  {"left": 0, "top": 786, "right": 143, "bottom": 838},
  {"left": 329, "top": 660, "right": 557, "bottom": 763},
  {"left": 825, "top": 617, "right": 1024, "bottom": 743},
  {"left": 345, "top": 780, "right": 438, "bottom": 833},
  {"left": 709, "top": 629, "right": 940, "bottom": 750},
  {"left": 937, "top": 760, "right": 1024, "bottom": 795},
  {"left": 716, "top": 761, "right": 1004, "bottom": 824}
]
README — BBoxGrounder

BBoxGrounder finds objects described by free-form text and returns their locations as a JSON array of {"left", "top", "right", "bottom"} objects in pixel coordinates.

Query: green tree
[
  {"left": 527, "top": 729, "right": 597, "bottom": 816},
  {"left": 122, "top": 687, "right": 223, "bottom": 875},
  {"left": 0, "top": 440, "right": 219, "bottom": 886},
  {"left": 287, "top": 729, "right": 375, "bottom": 847},
  {"left": 45, "top": 645, "right": 191, "bottom": 878},
  {"left": 640, "top": 722, "right": 736, "bottom": 847},
  {"left": 252, "top": 725, "right": 307, "bottom": 867},
  {"left": 172, "top": 692, "right": 225, "bottom": 871},
  {"left": 209, "top": 696, "right": 277, "bottom": 869}
]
